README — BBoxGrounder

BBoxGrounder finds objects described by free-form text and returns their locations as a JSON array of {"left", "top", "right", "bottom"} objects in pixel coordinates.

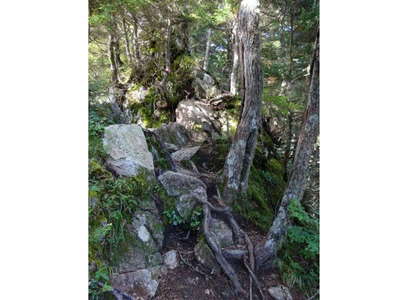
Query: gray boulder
[
  {"left": 150, "top": 123, "right": 192, "bottom": 148},
  {"left": 158, "top": 171, "right": 206, "bottom": 197},
  {"left": 193, "top": 73, "right": 220, "bottom": 99},
  {"left": 175, "top": 100, "right": 222, "bottom": 143},
  {"left": 171, "top": 146, "right": 201, "bottom": 162},
  {"left": 103, "top": 124, "right": 154, "bottom": 177},
  {"left": 268, "top": 285, "right": 293, "bottom": 300},
  {"left": 158, "top": 172, "right": 207, "bottom": 219},
  {"left": 111, "top": 266, "right": 167, "bottom": 300}
]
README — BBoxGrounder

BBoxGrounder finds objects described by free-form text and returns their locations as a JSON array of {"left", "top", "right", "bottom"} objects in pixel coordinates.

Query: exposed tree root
[
  {"left": 192, "top": 185, "right": 265, "bottom": 299},
  {"left": 202, "top": 203, "right": 247, "bottom": 296}
]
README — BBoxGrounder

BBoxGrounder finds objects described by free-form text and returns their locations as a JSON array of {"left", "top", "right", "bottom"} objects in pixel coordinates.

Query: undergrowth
[
  {"left": 278, "top": 200, "right": 319, "bottom": 298},
  {"left": 88, "top": 104, "right": 161, "bottom": 299}
]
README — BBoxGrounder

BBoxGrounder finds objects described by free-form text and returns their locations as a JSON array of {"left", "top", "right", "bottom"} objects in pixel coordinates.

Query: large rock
[
  {"left": 176, "top": 100, "right": 222, "bottom": 143},
  {"left": 158, "top": 171, "right": 207, "bottom": 219},
  {"left": 151, "top": 123, "right": 192, "bottom": 149},
  {"left": 158, "top": 171, "right": 206, "bottom": 197},
  {"left": 268, "top": 285, "right": 293, "bottom": 300},
  {"left": 194, "top": 218, "right": 234, "bottom": 273},
  {"left": 193, "top": 73, "right": 220, "bottom": 99},
  {"left": 103, "top": 124, "right": 154, "bottom": 177},
  {"left": 171, "top": 146, "right": 201, "bottom": 162}
]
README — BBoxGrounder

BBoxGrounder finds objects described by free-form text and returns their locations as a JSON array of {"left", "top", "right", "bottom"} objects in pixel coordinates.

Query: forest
[{"left": 88, "top": 0, "right": 319, "bottom": 299}]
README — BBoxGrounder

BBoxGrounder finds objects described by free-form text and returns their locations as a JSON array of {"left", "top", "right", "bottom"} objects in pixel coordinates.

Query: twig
[
  {"left": 177, "top": 250, "right": 210, "bottom": 278},
  {"left": 243, "top": 259, "right": 266, "bottom": 300}
]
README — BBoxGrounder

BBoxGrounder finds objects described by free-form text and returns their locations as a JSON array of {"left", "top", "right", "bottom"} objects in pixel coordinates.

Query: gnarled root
[{"left": 193, "top": 187, "right": 265, "bottom": 299}]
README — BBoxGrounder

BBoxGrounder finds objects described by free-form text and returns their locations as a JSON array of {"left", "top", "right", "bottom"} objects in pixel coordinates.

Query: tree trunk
[
  {"left": 230, "top": 19, "right": 239, "bottom": 95},
  {"left": 203, "top": 28, "right": 212, "bottom": 72},
  {"left": 255, "top": 35, "right": 319, "bottom": 270},
  {"left": 108, "top": 30, "right": 133, "bottom": 124},
  {"left": 223, "top": 0, "right": 262, "bottom": 204}
]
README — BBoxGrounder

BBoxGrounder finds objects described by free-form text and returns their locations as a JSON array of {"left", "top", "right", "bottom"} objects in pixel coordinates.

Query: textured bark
[
  {"left": 223, "top": 0, "right": 263, "bottom": 204},
  {"left": 255, "top": 35, "right": 319, "bottom": 270},
  {"left": 230, "top": 20, "right": 239, "bottom": 95},
  {"left": 203, "top": 29, "right": 212, "bottom": 72}
]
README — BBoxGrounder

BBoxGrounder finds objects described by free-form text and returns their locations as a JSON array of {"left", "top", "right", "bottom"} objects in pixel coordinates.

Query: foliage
[
  {"left": 278, "top": 200, "right": 319, "bottom": 297},
  {"left": 162, "top": 200, "right": 203, "bottom": 231}
]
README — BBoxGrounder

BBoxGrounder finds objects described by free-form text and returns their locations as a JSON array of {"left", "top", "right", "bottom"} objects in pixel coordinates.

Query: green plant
[
  {"left": 163, "top": 206, "right": 203, "bottom": 231},
  {"left": 278, "top": 201, "right": 319, "bottom": 297}
]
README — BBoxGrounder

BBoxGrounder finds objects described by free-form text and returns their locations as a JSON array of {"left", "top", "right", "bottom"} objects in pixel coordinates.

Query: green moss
[{"left": 234, "top": 154, "right": 286, "bottom": 231}]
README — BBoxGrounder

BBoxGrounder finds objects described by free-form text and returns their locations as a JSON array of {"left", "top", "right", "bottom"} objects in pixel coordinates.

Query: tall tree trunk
[
  {"left": 108, "top": 29, "right": 133, "bottom": 124},
  {"left": 223, "top": 0, "right": 262, "bottom": 204},
  {"left": 122, "top": 15, "right": 133, "bottom": 66},
  {"left": 255, "top": 35, "right": 319, "bottom": 270},
  {"left": 203, "top": 29, "right": 212, "bottom": 72},
  {"left": 230, "top": 19, "right": 239, "bottom": 95}
]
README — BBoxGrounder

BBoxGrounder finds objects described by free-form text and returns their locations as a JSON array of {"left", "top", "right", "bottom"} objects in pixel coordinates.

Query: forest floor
[{"left": 154, "top": 217, "right": 305, "bottom": 300}]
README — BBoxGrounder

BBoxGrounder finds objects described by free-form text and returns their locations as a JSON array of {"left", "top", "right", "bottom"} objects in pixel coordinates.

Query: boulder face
[
  {"left": 158, "top": 171, "right": 207, "bottom": 220},
  {"left": 176, "top": 100, "right": 222, "bottom": 143},
  {"left": 158, "top": 171, "right": 206, "bottom": 197},
  {"left": 194, "top": 218, "right": 234, "bottom": 273},
  {"left": 171, "top": 146, "right": 201, "bottom": 162},
  {"left": 151, "top": 123, "right": 192, "bottom": 149},
  {"left": 103, "top": 124, "right": 154, "bottom": 177}
]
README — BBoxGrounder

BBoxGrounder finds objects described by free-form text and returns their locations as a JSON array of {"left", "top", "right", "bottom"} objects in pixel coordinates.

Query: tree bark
[
  {"left": 223, "top": 0, "right": 263, "bottom": 204},
  {"left": 255, "top": 35, "right": 319, "bottom": 270},
  {"left": 230, "top": 19, "right": 239, "bottom": 95},
  {"left": 108, "top": 28, "right": 134, "bottom": 124},
  {"left": 203, "top": 29, "right": 212, "bottom": 72}
]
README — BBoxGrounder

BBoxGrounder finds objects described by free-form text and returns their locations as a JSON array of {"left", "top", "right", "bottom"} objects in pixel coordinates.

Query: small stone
[
  {"left": 163, "top": 250, "right": 179, "bottom": 269},
  {"left": 138, "top": 225, "right": 150, "bottom": 242}
]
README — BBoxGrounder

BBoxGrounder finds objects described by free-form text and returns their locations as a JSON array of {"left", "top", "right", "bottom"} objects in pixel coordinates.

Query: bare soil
[{"left": 154, "top": 218, "right": 305, "bottom": 300}]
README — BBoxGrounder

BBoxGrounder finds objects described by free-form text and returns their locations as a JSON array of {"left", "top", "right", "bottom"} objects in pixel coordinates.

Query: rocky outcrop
[
  {"left": 110, "top": 192, "right": 165, "bottom": 299},
  {"left": 176, "top": 100, "right": 222, "bottom": 143},
  {"left": 103, "top": 124, "right": 154, "bottom": 177},
  {"left": 268, "top": 285, "right": 293, "bottom": 300}
]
